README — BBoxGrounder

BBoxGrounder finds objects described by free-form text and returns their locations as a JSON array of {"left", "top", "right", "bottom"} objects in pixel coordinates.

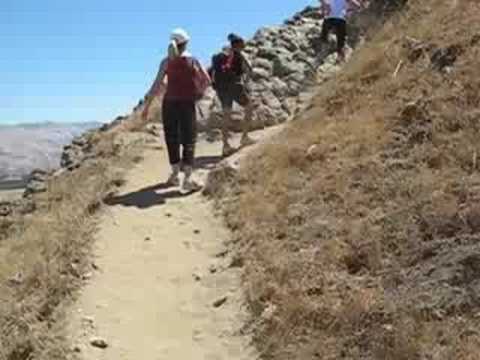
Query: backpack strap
[{"left": 222, "top": 53, "right": 235, "bottom": 72}]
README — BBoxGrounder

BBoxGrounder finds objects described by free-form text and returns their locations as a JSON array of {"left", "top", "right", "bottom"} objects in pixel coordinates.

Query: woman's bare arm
[
  {"left": 142, "top": 58, "right": 168, "bottom": 120},
  {"left": 145, "top": 59, "right": 168, "bottom": 101}
]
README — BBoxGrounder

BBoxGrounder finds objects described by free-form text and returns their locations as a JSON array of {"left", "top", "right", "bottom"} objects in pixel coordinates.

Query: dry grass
[
  {"left": 0, "top": 130, "right": 144, "bottom": 360},
  {"left": 112, "top": 91, "right": 164, "bottom": 133},
  {"left": 219, "top": 1, "right": 480, "bottom": 358}
]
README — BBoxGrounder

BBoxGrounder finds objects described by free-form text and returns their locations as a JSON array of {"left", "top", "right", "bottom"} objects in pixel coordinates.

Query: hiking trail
[{"left": 66, "top": 133, "right": 268, "bottom": 360}]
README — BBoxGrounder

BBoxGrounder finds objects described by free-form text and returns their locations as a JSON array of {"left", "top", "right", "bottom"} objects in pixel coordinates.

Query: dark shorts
[
  {"left": 321, "top": 17, "right": 347, "bottom": 53},
  {"left": 217, "top": 83, "right": 250, "bottom": 111}
]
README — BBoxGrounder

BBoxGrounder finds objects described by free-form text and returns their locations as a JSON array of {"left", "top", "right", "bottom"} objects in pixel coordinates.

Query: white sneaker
[
  {"left": 181, "top": 178, "right": 202, "bottom": 194},
  {"left": 166, "top": 164, "right": 180, "bottom": 186},
  {"left": 181, "top": 166, "right": 202, "bottom": 194}
]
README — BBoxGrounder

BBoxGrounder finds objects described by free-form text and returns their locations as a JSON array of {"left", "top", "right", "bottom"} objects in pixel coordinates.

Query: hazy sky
[{"left": 1, "top": 0, "right": 315, "bottom": 125}]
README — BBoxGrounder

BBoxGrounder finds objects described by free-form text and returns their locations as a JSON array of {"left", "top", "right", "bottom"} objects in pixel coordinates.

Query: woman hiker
[{"left": 142, "top": 28, "right": 210, "bottom": 193}]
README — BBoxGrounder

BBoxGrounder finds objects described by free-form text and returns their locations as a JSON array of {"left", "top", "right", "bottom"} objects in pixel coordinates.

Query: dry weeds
[
  {"left": 0, "top": 131, "right": 144, "bottom": 360},
  {"left": 219, "top": 1, "right": 480, "bottom": 359}
]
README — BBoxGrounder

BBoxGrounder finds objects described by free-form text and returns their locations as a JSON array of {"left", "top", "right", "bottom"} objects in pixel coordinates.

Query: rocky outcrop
[
  {"left": 60, "top": 131, "right": 97, "bottom": 170},
  {"left": 0, "top": 202, "right": 14, "bottom": 217},
  {"left": 202, "top": 159, "right": 239, "bottom": 197},
  {"left": 23, "top": 169, "right": 49, "bottom": 197},
  {"left": 198, "top": 6, "right": 329, "bottom": 132},
  {"left": 56, "top": 5, "right": 370, "bottom": 176}
]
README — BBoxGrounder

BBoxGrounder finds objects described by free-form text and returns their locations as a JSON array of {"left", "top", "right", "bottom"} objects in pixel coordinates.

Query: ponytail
[{"left": 168, "top": 40, "right": 179, "bottom": 59}]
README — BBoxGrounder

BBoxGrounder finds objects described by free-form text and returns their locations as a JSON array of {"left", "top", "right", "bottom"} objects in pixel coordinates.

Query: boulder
[
  {"left": 272, "top": 58, "right": 301, "bottom": 77},
  {"left": 24, "top": 180, "right": 47, "bottom": 197},
  {"left": 261, "top": 91, "right": 283, "bottom": 111},
  {"left": 270, "top": 77, "right": 290, "bottom": 98},
  {"left": 23, "top": 169, "right": 49, "bottom": 197},
  {"left": 202, "top": 160, "right": 240, "bottom": 197},
  {"left": 257, "top": 47, "right": 279, "bottom": 61},
  {"left": 0, "top": 202, "right": 13, "bottom": 217},
  {"left": 253, "top": 58, "right": 274, "bottom": 72},
  {"left": 252, "top": 67, "right": 272, "bottom": 80},
  {"left": 145, "top": 123, "right": 163, "bottom": 137},
  {"left": 61, "top": 146, "right": 85, "bottom": 170}
]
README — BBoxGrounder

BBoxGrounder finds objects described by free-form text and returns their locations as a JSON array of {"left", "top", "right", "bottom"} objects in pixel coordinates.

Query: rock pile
[
  {"left": 0, "top": 202, "right": 13, "bottom": 217},
  {"left": 61, "top": 132, "right": 97, "bottom": 170},
  {"left": 56, "top": 5, "right": 370, "bottom": 174},
  {"left": 24, "top": 169, "right": 49, "bottom": 197},
  {"left": 197, "top": 6, "right": 329, "bottom": 132}
]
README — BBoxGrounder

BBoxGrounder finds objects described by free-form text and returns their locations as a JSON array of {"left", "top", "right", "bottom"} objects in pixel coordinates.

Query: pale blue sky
[{"left": 1, "top": 0, "right": 315, "bottom": 125}]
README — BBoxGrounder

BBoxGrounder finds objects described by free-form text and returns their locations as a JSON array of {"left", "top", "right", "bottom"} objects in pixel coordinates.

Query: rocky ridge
[
  {"left": 197, "top": 5, "right": 335, "bottom": 134},
  {"left": 53, "top": 5, "right": 339, "bottom": 180},
  {"left": 2, "top": 5, "right": 366, "bottom": 218}
]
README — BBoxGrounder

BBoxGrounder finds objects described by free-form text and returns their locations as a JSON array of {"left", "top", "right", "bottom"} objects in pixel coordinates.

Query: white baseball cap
[{"left": 171, "top": 28, "right": 190, "bottom": 44}]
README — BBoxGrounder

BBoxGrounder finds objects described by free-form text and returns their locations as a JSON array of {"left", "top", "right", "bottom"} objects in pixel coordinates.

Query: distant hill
[{"left": 0, "top": 122, "right": 101, "bottom": 185}]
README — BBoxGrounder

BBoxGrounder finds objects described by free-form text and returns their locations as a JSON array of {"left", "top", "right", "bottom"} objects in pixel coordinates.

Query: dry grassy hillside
[
  {"left": 221, "top": 1, "right": 480, "bottom": 359},
  {"left": 0, "top": 131, "right": 146, "bottom": 359}
]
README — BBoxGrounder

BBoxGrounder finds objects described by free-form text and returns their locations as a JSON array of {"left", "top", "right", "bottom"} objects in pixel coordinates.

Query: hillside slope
[{"left": 218, "top": 1, "right": 480, "bottom": 359}]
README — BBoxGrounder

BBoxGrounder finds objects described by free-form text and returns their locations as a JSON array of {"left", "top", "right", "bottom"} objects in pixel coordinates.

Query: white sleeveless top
[{"left": 328, "top": 0, "right": 347, "bottom": 19}]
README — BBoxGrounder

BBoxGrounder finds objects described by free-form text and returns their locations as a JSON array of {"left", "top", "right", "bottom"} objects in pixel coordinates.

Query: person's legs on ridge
[
  {"left": 233, "top": 83, "right": 255, "bottom": 147},
  {"left": 317, "top": 18, "right": 337, "bottom": 62},
  {"left": 240, "top": 101, "right": 255, "bottom": 147},
  {"left": 219, "top": 90, "right": 236, "bottom": 157},
  {"left": 162, "top": 99, "right": 181, "bottom": 186},
  {"left": 334, "top": 18, "right": 347, "bottom": 62},
  {"left": 320, "top": 18, "right": 334, "bottom": 44}
]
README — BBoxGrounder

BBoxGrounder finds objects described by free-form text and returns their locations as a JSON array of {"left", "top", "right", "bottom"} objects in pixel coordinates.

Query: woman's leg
[
  {"left": 179, "top": 100, "right": 200, "bottom": 192},
  {"left": 162, "top": 100, "right": 181, "bottom": 184},
  {"left": 179, "top": 100, "right": 197, "bottom": 168},
  {"left": 162, "top": 100, "right": 181, "bottom": 165}
]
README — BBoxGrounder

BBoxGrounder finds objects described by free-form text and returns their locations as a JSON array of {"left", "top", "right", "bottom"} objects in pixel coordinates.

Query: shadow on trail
[
  {"left": 104, "top": 182, "right": 189, "bottom": 209},
  {"left": 104, "top": 155, "right": 222, "bottom": 209}
]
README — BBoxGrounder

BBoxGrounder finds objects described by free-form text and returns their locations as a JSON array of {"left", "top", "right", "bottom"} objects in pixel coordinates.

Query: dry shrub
[
  {"left": 217, "top": 0, "right": 480, "bottom": 358},
  {"left": 0, "top": 132, "right": 142, "bottom": 359}
]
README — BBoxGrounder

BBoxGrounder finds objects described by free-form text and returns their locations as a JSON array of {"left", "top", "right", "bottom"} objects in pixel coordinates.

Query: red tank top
[{"left": 165, "top": 57, "right": 196, "bottom": 101}]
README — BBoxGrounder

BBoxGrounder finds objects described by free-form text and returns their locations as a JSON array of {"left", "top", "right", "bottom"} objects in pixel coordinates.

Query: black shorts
[
  {"left": 321, "top": 17, "right": 347, "bottom": 52},
  {"left": 217, "top": 83, "right": 250, "bottom": 111}
]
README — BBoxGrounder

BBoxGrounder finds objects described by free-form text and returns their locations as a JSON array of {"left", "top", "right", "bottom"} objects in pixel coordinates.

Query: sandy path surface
[{"left": 67, "top": 135, "right": 262, "bottom": 360}]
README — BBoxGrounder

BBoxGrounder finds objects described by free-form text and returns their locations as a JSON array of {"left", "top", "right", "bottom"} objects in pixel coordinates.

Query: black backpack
[{"left": 210, "top": 52, "right": 243, "bottom": 89}]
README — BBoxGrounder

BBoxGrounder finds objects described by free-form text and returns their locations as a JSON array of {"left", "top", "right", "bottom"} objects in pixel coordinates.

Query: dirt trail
[{"left": 67, "top": 135, "right": 262, "bottom": 360}]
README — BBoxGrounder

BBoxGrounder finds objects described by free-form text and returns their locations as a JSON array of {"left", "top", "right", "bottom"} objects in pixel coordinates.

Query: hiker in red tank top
[
  {"left": 142, "top": 28, "right": 209, "bottom": 194},
  {"left": 165, "top": 57, "right": 196, "bottom": 100}
]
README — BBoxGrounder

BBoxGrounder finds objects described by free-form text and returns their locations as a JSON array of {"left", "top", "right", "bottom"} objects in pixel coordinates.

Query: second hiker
[
  {"left": 210, "top": 34, "right": 255, "bottom": 157},
  {"left": 319, "top": 0, "right": 361, "bottom": 62},
  {"left": 142, "top": 28, "right": 210, "bottom": 193}
]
